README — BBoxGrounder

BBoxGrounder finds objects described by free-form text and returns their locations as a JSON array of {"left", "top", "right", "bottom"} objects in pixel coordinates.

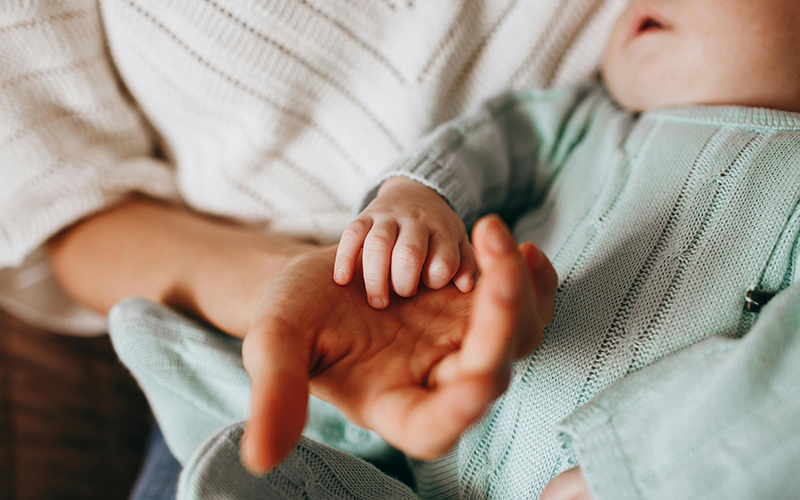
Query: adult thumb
[
  {"left": 240, "top": 317, "right": 310, "bottom": 474},
  {"left": 458, "top": 215, "right": 541, "bottom": 377}
]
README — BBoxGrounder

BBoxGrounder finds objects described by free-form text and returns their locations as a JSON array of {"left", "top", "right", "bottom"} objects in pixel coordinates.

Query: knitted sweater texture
[
  {"left": 109, "top": 85, "right": 800, "bottom": 499},
  {"left": 0, "top": 0, "right": 625, "bottom": 334}
]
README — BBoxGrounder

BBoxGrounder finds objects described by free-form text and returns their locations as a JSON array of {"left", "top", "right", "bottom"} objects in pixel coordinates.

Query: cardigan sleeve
[
  {"left": 0, "top": 0, "right": 178, "bottom": 269},
  {"left": 556, "top": 261, "right": 800, "bottom": 499},
  {"left": 357, "top": 83, "right": 607, "bottom": 229}
]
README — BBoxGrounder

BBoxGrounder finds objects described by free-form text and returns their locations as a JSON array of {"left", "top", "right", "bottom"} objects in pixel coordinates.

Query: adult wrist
[
  {"left": 47, "top": 198, "right": 320, "bottom": 338},
  {"left": 180, "top": 232, "right": 319, "bottom": 338}
]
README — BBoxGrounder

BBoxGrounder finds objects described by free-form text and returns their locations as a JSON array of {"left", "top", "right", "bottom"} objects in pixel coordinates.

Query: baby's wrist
[
  {"left": 377, "top": 176, "right": 436, "bottom": 197},
  {"left": 376, "top": 176, "right": 455, "bottom": 213}
]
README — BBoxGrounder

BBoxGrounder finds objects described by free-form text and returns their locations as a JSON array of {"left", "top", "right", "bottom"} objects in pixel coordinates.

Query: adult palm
[{"left": 240, "top": 216, "right": 557, "bottom": 473}]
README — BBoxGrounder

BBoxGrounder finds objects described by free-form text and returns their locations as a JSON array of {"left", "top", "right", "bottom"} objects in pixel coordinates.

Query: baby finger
[
  {"left": 453, "top": 238, "right": 479, "bottom": 293},
  {"left": 362, "top": 221, "right": 398, "bottom": 309},
  {"left": 422, "top": 231, "right": 461, "bottom": 290},
  {"left": 335, "top": 217, "right": 373, "bottom": 285},
  {"left": 390, "top": 224, "right": 429, "bottom": 297}
]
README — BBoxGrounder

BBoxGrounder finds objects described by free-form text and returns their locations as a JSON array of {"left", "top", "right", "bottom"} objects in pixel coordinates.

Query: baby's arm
[
  {"left": 335, "top": 85, "right": 599, "bottom": 309},
  {"left": 334, "top": 176, "right": 478, "bottom": 309}
]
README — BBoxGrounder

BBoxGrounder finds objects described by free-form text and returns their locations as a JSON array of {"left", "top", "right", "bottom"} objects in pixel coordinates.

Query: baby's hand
[{"left": 334, "top": 177, "right": 479, "bottom": 309}]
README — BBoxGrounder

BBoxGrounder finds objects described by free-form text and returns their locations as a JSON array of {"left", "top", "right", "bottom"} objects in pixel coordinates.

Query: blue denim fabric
[{"left": 129, "top": 425, "right": 182, "bottom": 500}]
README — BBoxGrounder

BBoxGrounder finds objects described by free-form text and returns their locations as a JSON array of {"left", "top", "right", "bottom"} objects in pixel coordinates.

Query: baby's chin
[
  {"left": 605, "top": 85, "right": 694, "bottom": 113},
  {"left": 603, "top": 69, "right": 800, "bottom": 114},
  {"left": 600, "top": 59, "right": 712, "bottom": 112},
  {"left": 603, "top": 81, "right": 665, "bottom": 113},
  {"left": 601, "top": 72, "right": 674, "bottom": 112}
]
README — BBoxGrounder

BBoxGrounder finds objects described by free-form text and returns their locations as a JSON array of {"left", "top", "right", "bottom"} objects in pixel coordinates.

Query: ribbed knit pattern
[
  {"left": 109, "top": 86, "right": 800, "bottom": 499},
  {"left": 0, "top": 0, "right": 626, "bottom": 333},
  {"left": 0, "top": 0, "right": 177, "bottom": 267}
]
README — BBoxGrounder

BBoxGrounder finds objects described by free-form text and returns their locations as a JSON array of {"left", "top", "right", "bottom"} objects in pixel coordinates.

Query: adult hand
[
  {"left": 240, "top": 215, "right": 558, "bottom": 473},
  {"left": 540, "top": 468, "right": 593, "bottom": 500}
]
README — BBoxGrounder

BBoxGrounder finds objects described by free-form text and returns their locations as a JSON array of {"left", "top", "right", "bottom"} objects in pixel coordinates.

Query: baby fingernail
[
  {"left": 335, "top": 268, "right": 346, "bottom": 283},
  {"left": 456, "top": 274, "right": 474, "bottom": 292},
  {"left": 369, "top": 297, "right": 386, "bottom": 308}
]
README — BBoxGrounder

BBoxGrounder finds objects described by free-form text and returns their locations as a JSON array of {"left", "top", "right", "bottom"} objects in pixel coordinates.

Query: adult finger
[
  {"left": 362, "top": 374, "right": 500, "bottom": 461},
  {"left": 453, "top": 238, "right": 479, "bottom": 293},
  {"left": 390, "top": 224, "right": 429, "bottom": 297},
  {"left": 458, "top": 215, "right": 541, "bottom": 375},
  {"left": 422, "top": 230, "right": 461, "bottom": 290},
  {"left": 334, "top": 217, "right": 373, "bottom": 285},
  {"left": 518, "top": 242, "right": 538, "bottom": 282},
  {"left": 518, "top": 242, "right": 558, "bottom": 326},
  {"left": 540, "top": 468, "right": 593, "bottom": 500},
  {"left": 240, "top": 317, "right": 311, "bottom": 474},
  {"left": 362, "top": 220, "right": 398, "bottom": 309}
]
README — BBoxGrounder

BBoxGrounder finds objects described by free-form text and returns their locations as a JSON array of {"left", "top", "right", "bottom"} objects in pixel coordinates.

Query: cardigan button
[{"left": 744, "top": 289, "right": 777, "bottom": 313}]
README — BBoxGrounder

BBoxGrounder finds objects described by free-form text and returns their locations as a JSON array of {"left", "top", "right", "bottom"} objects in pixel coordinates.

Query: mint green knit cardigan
[{"left": 110, "top": 84, "right": 800, "bottom": 499}]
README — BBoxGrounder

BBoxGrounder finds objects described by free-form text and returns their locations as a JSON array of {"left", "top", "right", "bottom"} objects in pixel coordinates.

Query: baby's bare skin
[
  {"left": 334, "top": 177, "right": 478, "bottom": 309},
  {"left": 603, "top": 0, "right": 800, "bottom": 112}
]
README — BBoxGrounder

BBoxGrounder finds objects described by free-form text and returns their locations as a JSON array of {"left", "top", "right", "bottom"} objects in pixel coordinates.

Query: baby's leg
[
  {"left": 109, "top": 298, "right": 250, "bottom": 464},
  {"left": 178, "top": 422, "right": 416, "bottom": 500}
]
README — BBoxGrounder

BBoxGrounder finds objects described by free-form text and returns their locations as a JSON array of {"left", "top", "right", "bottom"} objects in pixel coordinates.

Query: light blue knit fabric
[
  {"left": 109, "top": 300, "right": 401, "bottom": 467},
  {"left": 110, "top": 83, "right": 800, "bottom": 499},
  {"left": 555, "top": 281, "right": 800, "bottom": 500},
  {"left": 177, "top": 424, "right": 417, "bottom": 500}
]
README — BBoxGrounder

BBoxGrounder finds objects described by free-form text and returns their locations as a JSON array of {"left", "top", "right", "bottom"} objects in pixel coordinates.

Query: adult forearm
[{"left": 47, "top": 198, "right": 317, "bottom": 337}]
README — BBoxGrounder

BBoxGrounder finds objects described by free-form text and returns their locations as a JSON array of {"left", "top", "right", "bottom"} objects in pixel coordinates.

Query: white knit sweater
[{"left": 0, "top": 0, "right": 625, "bottom": 334}]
